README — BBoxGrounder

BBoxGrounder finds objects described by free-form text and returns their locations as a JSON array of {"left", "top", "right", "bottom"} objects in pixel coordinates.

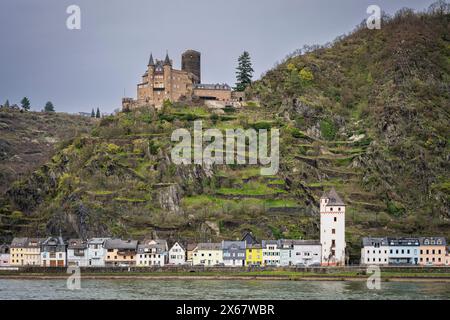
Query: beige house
[
  {"left": 9, "top": 237, "right": 45, "bottom": 266},
  {"left": 192, "top": 243, "right": 223, "bottom": 266},
  {"left": 419, "top": 237, "right": 447, "bottom": 266},
  {"left": 104, "top": 239, "right": 138, "bottom": 267}
]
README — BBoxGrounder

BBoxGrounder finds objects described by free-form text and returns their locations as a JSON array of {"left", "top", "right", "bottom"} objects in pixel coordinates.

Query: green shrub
[{"left": 320, "top": 119, "right": 337, "bottom": 140}]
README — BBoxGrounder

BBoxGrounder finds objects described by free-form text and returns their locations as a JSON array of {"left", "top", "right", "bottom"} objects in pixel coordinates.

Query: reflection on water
[{"left": 0, "top": 279, "right": 449, "bottom": 300}]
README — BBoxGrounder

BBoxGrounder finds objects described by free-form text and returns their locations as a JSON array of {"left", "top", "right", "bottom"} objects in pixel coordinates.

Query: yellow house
[
  {"left": 192, "top": 243, "right": 223, "bottom": 266},
  {"left": 246, "top": 244, "right": 263, "bottom": 266},
  {"left": 9, "top": 237, "right": 45, "bottom": 266}
]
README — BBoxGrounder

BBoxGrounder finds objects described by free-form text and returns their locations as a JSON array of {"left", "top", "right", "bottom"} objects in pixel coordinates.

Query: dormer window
[
  {"left": 425, "top": 240, "right": 429, "bottom": 245},
  {"left": 437, "top": 240, "right": 442, "bottom": 245}
]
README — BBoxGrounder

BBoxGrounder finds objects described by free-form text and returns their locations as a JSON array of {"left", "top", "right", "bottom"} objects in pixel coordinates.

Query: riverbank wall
[{"left": 2, "top": 265, "right": 450, "bottom": 275}]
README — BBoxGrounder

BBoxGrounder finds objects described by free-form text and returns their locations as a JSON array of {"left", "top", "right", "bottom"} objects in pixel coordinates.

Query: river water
[{"left": 0, "top": 279, "right": 449, "bottom": 300}]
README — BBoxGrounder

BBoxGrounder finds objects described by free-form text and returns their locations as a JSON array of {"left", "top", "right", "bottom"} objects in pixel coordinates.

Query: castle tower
[
  {"left": 146, "top": 53, "right": 155, "bottom": 101},
  {"left": 320, "top": 188, "right": 346, "bottom": 266},
  {"left": 182, "top": 50, "right": 201, "bottom": 84},
  {"left": 163, "top": 52, "right": 173, "bottom": 101}
]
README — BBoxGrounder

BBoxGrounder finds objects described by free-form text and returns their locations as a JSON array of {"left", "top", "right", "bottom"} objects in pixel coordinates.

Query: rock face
[{"left": 156, "top": 184, "right": 183, "bottom": 214}]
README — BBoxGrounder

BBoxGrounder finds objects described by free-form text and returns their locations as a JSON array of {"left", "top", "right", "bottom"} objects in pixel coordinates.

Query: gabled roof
[
  {"left": 261, "top": 240, "right": 280, "bottom": 247},
  {"left": 10, "top": 237, "right": 28, "bottom": 248},
  {"left": 68, "top": 239, "right": 87, "bottom": 249},
  {"left": 104, "top": 239, "right": 138, "bottom": 250},
  {"left": 88, "top": 238, "right": 110, "bottom": 245},
  {"left": 362, "top": 237, "right": 388, "bottom": 247},
  {"left": 241, "top": 232, "right": 258, "bottom": 245},
  {"left": 222, "top": 241, "right": 246, "bottom": 250},
  {"left": 280, "top": 239, "right": 321, "bottom": 247},
  {"left": 419, "top": 237, "right": 447, "bottom": 246},
  {"left": 42, "top": 237, "right": 66, "bottom": 247},
  {"left": 170, "top": 242, "right": 185, "bottom": 251},
  {"left": 322, "top": 187, "right": 345, "bottom": 206},
  {"left": 140, "top": 239, "right": 168, "bottom": 251},
  {"left": 187, "top": 243, "right": 197, "bottom": 251},
  {"left": 247, "top": 243, "right": 262, "bottom": 249},
  {"left": 196, "top": 243, "right": 221, "bottom": 250}
]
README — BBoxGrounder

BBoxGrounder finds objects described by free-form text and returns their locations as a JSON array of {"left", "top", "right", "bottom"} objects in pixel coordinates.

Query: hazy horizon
[{"left": 0, "top": 0, "right": 438, "bottom": 114}]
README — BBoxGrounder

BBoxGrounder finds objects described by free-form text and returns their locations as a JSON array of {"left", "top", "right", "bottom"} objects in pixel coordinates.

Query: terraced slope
[{"left": 0, "top": 8, "right": 449, "bottom": 263}]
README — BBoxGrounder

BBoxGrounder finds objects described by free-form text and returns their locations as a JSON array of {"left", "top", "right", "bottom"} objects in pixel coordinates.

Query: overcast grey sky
[{"left": 0, "top": 0, "right": 438, "bottom": 114}]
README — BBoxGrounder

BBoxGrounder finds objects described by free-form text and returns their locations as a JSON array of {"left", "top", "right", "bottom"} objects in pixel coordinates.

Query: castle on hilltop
[{"left": 122, "top": 50, "right": 233, "bottom": 110}]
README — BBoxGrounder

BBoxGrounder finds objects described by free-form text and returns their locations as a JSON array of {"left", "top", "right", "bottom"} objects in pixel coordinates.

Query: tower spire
[
  {"left": 164, "top": 50, "right": 171, "bottom": 66},
  {"left": 148, "top": 53, "right": 155, "bottom": 66}
]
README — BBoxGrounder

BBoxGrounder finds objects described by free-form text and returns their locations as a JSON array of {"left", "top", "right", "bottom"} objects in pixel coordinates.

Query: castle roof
[
  {"left": 164, "top": 52, "right": 172, "bottom": 66},
  {"left": 148, "top": 53, "right": 155, "bottom": 66},
  {"left": 194, "top": 83, "right": 231, "bottom": 90}
]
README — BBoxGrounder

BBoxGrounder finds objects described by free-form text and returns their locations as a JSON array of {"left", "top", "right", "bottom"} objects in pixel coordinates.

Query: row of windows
[
  {"left": 421, "top": 257, "right": 442, "bottom": 262},
  {"left": 367, "top": 249, "right": 443, "bottom": 255},
  {"left": 138, "top": 254, "right": 161, "bottom": 259},
  {"left": 106, "top": 255, "right": 134, "bottom": 260},
  {"left": 138, "top": 260, "right": 162, "bottom": 265},
  {"left": 223, "top": 253, "right": 245, "bottom": 257}
]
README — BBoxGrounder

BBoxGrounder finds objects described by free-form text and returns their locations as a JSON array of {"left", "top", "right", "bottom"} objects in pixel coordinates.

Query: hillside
[
  {"left": 0, "top": 9, "right": 449, "bottom": 262},
  {"left": 0, "top": 110, "right": 95, "bottom": 194}
]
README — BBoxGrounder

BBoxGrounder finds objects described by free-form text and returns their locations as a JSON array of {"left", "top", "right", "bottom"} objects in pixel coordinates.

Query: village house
[
  {"left": 186, "top": 243, "right": 197, "bottom": 265},
  {"left": 192, "top": 243, "right": 223, "bottom": 266},
  {"left": 104, "top": 239, "right": 138, "bottom": 267},
  {"left": 136, "top": 239, "right": 168, "bottom": 267},
  {"left": 9, "top": 238, "right": 44, "bottom": 266},
  {"left": 168, "top": 242, "right": 186, "bottom": 265},
  {"left": 279, "top": 240, "right": 322, "bottom": 267},
  {"left": 387, "top": 238, "right": 420, "bottom": 265},
  {"left": 245, "top": 243, "right": 263, "bottom": 266},
  {"left": 262, "top": 240, "right": 281, "bottom": 266},
  {"left": 41, "top": 237, "right": 67, "bottom": 267},
  {"left": 419, "top": 237, "right": 447, "bottom": 266},
  {"left": 87, "top": 238, "right": 109, "bottom": 267},
  {"left": 67, "top": 239, "right": 88, "bottom": 267},
  {"left": 320, "top": 188, "right": 346, "bottom": 266},
  {"left": 0, "top": 244, "right": 10, "bottom": 267},
  {"left": 222, "top": 241, "right": 246, "bottom": 267},
  {"left": 361, "top": 237, "right": 389, "bottom": 265}
]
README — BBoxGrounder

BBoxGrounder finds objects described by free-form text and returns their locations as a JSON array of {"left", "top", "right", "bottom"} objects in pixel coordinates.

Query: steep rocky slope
[{"left": 0, "top": 109, "right": 95, "bottom": 194}]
